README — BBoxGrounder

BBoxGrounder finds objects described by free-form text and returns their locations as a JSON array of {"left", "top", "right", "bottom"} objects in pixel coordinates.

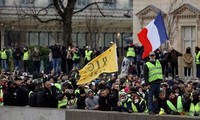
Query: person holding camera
[{"left": 57, "top": 82, "right": 76, "bottom": 109}]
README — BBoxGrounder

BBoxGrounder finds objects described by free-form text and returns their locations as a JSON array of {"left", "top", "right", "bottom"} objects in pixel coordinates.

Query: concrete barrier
[
  {"left": 0, "top": 106, "right": 65, "bottom": 120},
  {"left": 0, "top": 107, "right": 199, "bottom": 120},
  {"left": 65, "top": 110, "right": 200, "bottom": 120}
]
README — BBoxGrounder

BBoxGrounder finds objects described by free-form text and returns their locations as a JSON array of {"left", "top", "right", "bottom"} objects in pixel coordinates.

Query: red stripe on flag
[{"left": 137, "top": 28, "right": 152, "bottom": 59}]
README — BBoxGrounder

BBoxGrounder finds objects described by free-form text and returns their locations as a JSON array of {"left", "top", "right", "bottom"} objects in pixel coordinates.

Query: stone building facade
[{"left": 133, "top": 0, "right": 200, "bottom": 78}]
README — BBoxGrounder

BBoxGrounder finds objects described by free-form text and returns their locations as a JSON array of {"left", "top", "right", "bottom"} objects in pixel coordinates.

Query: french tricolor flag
[{"left": 137, "top": 12, "right": 168, "bottom": 59}]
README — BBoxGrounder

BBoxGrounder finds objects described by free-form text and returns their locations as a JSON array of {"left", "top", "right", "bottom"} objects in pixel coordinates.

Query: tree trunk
[
  {"left": 63, "top": 20, "right": 72, "bottom": 47},
  {"left": 62, "top": 0, "right": 76, "bottom": 47}
]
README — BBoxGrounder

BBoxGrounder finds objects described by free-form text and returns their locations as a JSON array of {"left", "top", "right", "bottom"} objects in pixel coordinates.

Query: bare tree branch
[
  {"left": 95, "top": 3, "right": 105, "bottom": 17},
  {"left": 20, "top": 2, "right": 62, "bottom": 23},
  {"left": 53, "top": 0, "right": 64, "bottom": 18},
  {"left": 35, "top": 3, "right": 54, "bottom": 16},
  {"left": 32, "top": 15, "right": 62, "bottom": 23},
  {"left": 73, "top": 1, "right": 110, "bottom": 15},
  {"left": 58, "top": 0, "right": 65, "bottom": 10}
]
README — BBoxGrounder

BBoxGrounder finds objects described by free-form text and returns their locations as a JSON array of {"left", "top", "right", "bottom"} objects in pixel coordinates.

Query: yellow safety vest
[
  {"left": 131, "top": 102, "right": 138, "bottom": 112},
  {"left": 58, "top": 97, "right": 68, "bottom": 109},
  {"left": 72, "top": 52, "right": 80, "bottom": 61},
  {"left": 131, "top": 99, "right": 148, "bottom": 113},
  {"left": 167, "top": 96, "right": 183, "bottom": 113},
  {"left": 1, "top": 51, "right": 7, "bottom": 59},
  {"left": 189, "top": 102, "right": 200, "bottom": 116},
  {"left": 126, "top": 47, "right": 135, "bottom": 57},
  {"left": 75, "top": 89, "right": 80, "bottom": 95},
  {"left": 146, "top": 60, "right": 163, "bottom": 82},
  {"left": 139, "top": 99, "right": 148, "bottom": 113},
  {"left": 55, "top": 83, "right": 61, "bottom": 91},
  {"left": 195, "top": 51, "right": 200, "bottom": 64},
  {"left": 23, "top": 51, "right": 29, "bottom": 60},
  {"left": 120, "top": 98, "right": 131, "bottom": 109},
  {"left": 85, "top": 50, "right": 93, "bottom": 61}
]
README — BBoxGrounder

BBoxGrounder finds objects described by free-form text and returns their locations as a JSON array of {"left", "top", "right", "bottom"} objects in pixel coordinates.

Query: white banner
[{"left": 119, "top": 57, "right": 130, "bottom": 77}]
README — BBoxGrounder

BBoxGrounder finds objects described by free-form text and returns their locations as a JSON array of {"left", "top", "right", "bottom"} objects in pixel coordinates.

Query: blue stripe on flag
[{"left": 154, "top": 12, "right": 168, "bottom": 44}]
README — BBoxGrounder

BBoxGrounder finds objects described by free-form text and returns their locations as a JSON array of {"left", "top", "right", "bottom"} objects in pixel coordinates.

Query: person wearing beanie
[{"left": 85, "top": 89, "right": 99, "bottom": 110}]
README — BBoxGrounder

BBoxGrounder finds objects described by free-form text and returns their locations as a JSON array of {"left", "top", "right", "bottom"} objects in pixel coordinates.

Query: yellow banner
[{"left": 77, "top": 44, "right": 118, "bottom": 85}]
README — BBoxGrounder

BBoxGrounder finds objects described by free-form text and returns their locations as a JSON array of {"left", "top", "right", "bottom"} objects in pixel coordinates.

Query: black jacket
[
  {"left": 3, "top": 85, "right": 29, "bottom": 106},
  {"left": 77, "top": 96, "right": 86, "bottom": 109},
  {"left": 3, "top": 88, "right": 17, "bottom": 106},
  {"left": 99, "top": 93, "right": 118, "bottom": 111},
  {"left": 37, "top": 86, "right": 58, "bottom": 108}
]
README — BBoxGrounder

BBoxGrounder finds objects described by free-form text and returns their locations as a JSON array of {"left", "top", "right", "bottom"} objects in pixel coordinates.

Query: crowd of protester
[{"left": 0, "top": 42, "right": 200, "bottom": 116}]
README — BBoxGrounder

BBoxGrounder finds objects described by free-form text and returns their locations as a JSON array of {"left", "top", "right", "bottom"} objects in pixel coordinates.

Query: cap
[
  {"left": 163, "top": 50, "right": 168, "bottom": 54},
  {"left": 110, "top": 41, "right": 114, "bottom": 44},
  {"left": 149, "top": 52, "right": 155, "bottom": 56},
  {"left": 87, "top": 89, "right": 93, "bottom": 94}
]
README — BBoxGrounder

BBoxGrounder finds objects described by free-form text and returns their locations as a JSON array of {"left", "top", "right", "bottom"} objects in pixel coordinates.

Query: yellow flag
[{"left": 77, "top": 44, "right": 118, "bottom": 85}]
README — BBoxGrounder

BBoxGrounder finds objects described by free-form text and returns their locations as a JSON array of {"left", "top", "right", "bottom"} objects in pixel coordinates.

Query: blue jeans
[
  {"left": 148, "top": 83, "right": 160, "bottom": 112},
  {"left": 196, "top": 64, "right": 200, "bottom": 78},
  {"left": 1, "top": 59, "right": 7, "bottom": 71},
  {"left": 14, "top": 59, "right": 20, "bottom": 70},
  {"left": 52, "top": 58, "right": 60, "bottom": 74}
]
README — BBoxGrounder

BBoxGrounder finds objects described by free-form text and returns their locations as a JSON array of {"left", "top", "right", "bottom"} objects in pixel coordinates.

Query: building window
[
  {"left": 29, "top": 32, "right": 39, "bottom": 46},
  {"left": 0, "top": 0, "right": 5, "bottom": 6},
  {"left": 40, "top": 32, "right": 48, "bottom": 46},
  {"left": 104, "top": 33, "right": 113, "bottom": 47},
  {"left": 20, "top": 0, "right": 35, "bottom": 7},
  {"left": 49, "top": 32, "right": 57, "bottom": 46},
  {"left": 104, "top": 0, "right": 117, "bottom": 9},
  {"left": 77, "top": 33, "right": 86, "bottom": 48},
  {"left": 129, "top": 0, "right": 133, "bottom": 9},
  {"left": 76, "top": 0, "right": 89, "bottom": 7}
]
